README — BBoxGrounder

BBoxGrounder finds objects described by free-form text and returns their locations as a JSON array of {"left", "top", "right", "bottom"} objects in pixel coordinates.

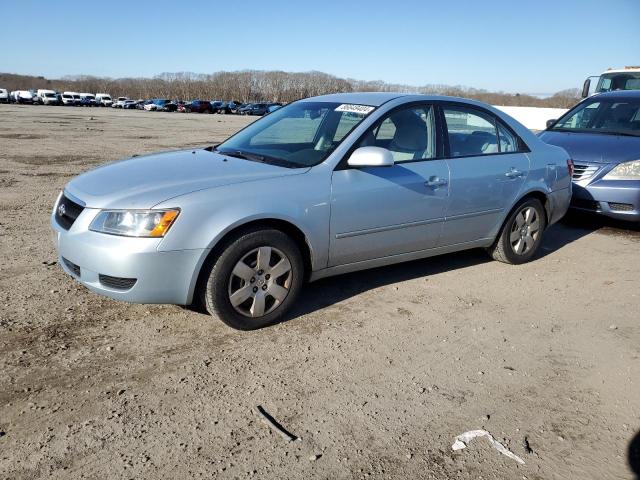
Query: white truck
[
  {"left": 95, "top": 93, "right": 113, "bottom": 107},
  {"left": 582, "top": 66, "right": 640, "bottom": 97},
  {"left": 36, "top": 89, "right": 60, "bottom": 105},
  {"left": 0, "top": 88, "right": 9, "bottom": 103}
]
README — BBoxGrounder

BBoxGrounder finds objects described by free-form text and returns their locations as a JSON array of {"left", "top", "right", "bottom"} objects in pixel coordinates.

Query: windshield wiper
[
  {"left": 216, "top": 149, "right": 301, "bottom": 168},
  {"left": 219, "top": 150, "right": 267, "bottom": 162}
]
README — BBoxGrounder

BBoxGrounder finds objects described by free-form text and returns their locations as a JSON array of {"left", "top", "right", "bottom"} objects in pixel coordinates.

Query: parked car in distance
[
  {"left": 162, "top": 101, "right": 179, "bottom": 112},
  {"left": 51, "top": 92, "right": 572, "bottom": 330},
  {"left": 60, "top": 93, "right": 75, "bottom": 106},
  {"left": 80, "top": 93, "right": 97, "bottom": 106},
  {"left": 177, "top": 101, "right": 192, "bottom": 113},
  {"left": 122, "top": 100, "right": 138, "bottom": 109},
  {"left": 72, "top": 93, "right": 82, "bottom": 106},
  {"left": 218, "top": 101, "right": 241, "bottom": 114},
  {"left": 186, "top": 100, "right": 212, "bottom": 113},
  {"left": 12, "top": 90, "right": 36, "bottom": 104},
  {"left": 37, "top": 89, "right": 60, "bottom": 105},
  {"left": 113, "top": 97, "right": 129, "bottom": 108},
  {"left": 210, "top": 101, "right": 224, "bottom": 113},
  {"left": 96, "top": 93, "right": 113, "bottom": 107},
  {"left": 540, "top": 90, "right": 640, "bottom": 221},
  {"left": 0, "top": 88, "right": 9, "bottom": 103},
  {"left": 240, "top": 102, "right": 282, "bottom": 116},
  {"left": 237, "top": 103, "right": 255, "bottom": 115}
]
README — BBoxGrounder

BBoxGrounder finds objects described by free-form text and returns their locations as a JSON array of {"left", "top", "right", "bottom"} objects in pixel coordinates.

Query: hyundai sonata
[{"left": 51, "top": 93, "right": 572, "bottom": 329}]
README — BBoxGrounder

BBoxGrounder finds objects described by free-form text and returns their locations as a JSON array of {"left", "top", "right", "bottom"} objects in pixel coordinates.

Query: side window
[
  {"left": 358, "top": 105, "right": 436, "bottom": 162},
  {"left": 497, "top": 122, "right": 518, "bottom": 153},
  {"left": 443, "top": 106, "right": 498, "bottom": 157}
]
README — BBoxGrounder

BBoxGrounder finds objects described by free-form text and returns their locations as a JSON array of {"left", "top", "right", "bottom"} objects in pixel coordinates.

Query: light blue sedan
[{"left": 51, "top": 93, "right": 572, "bottom": 329}]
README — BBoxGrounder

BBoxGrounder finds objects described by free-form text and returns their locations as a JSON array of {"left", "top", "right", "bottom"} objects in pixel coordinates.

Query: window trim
[
  {"left": 335, "top": 101, "right": 445, "bottom": 170},
  {"left": 436, "top": 101, "right": 530, "bottom": 159}
]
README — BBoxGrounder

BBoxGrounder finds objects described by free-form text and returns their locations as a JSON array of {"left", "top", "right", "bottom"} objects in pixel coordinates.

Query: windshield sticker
[{"left": 335, "top": 104, "right": 375, "bottom": 115}]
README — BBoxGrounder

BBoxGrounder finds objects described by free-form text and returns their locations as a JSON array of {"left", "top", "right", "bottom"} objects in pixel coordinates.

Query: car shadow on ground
[
  {"left": 630, "top": 430, "right": 640, "bottom": 479},
  {"left": 289, "top": 214, "right": 617, "bottom": 320}
]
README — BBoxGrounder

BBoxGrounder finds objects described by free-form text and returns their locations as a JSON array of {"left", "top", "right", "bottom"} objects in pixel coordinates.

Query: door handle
[
  {"left": 504, "top": 168, "right": 524, "bottom": 179},
  {"left": 425, "top": 176, "right": 448, "bottom": 188}
]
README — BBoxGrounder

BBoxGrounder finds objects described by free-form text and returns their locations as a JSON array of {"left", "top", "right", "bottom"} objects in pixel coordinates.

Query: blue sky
[{"left": 1, "top": 0, "right": 638, "bottom": 94}]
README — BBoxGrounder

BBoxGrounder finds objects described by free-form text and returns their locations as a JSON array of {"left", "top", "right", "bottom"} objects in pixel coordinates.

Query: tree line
[{"left": 0, "top": 70, "right": 581, "bottom": 108}]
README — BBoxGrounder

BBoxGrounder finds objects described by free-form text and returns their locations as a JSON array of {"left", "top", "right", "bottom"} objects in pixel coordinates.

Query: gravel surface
[{"left": 1, "top": 105, "right": 639, "bottom": 479}]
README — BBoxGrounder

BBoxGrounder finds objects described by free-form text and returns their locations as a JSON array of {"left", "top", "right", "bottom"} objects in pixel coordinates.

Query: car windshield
[
  {"left": 596, "top": 72, "right": 640, "bottom": 93},
  {"left": 550, "top": 98, "right": 640, "bottom": 136},
  {"left": 215, "top": 101, "right": 375, "bottom": 168}
]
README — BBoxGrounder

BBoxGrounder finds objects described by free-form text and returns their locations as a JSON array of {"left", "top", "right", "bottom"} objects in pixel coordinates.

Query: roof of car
[
  {"left": 303, "top": 92, "right": 408, "bottom": 106},
  {"left": 301, "top": 91, "right": 515, "bottom": 108},
  {"left": 591, "top": 90, "right": 640, "bottom": 100}
]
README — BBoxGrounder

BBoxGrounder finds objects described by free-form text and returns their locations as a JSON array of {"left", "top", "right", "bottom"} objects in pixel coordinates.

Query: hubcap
[
  {"left": 509, "top": 206, "right": 540, "bottom": 255},
  {"left": 227, "top": 246, "right": 292, "bottom": 318}
]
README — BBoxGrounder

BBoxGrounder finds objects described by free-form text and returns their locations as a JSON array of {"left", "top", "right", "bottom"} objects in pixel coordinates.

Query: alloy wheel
[
  {"left": 227, "top": 246, "right": 292, "bottom": 318},
  {"left": 509, "top": 206, "right": 541, "bottom": 255}
]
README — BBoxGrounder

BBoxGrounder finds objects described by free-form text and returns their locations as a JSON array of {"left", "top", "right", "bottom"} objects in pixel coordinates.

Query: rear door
[
  {"left": 438, "top": 103, "right": 529, "bottom": 245},
  {"left": 329, "top": 103, "right": 449, "bottom": 266}
]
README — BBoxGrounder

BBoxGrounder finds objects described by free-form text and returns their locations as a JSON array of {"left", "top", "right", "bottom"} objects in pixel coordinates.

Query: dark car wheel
[
  {"left": 201, "top": 228, "right": 304, "bottom": 330},
  {"left": 488, "top": 198, "right": 546, "bottom": 265}
]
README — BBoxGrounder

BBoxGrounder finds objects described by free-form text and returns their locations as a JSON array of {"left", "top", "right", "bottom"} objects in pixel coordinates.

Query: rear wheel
[
  {"left": 201, "top": 228, "right": 304, "bottom": 330},
  {"left": 488, "top": 198, "right": 546, "bottom": 264}
]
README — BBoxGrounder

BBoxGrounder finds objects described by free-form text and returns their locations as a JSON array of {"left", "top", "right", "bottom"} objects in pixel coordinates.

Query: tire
[
  {"left": 488, "top": 198, "right": 546, "bottom": 265},
  {"left": 200, "top": 228, "right": 304, "bottom": 330}
]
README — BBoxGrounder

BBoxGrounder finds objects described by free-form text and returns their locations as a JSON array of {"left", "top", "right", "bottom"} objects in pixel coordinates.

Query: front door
[{"left": 329, "top": 104, "right": 449, "bottom": 266}]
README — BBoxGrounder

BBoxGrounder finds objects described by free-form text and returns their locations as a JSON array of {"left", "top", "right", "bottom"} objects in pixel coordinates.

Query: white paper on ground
[{"left": 452, "top": 429, "right": 525, "bottom": 465}]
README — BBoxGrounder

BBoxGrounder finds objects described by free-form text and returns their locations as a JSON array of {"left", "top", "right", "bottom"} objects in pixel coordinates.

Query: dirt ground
[{"left": 0, "top": 104, "right": 639, "bottom": 480}]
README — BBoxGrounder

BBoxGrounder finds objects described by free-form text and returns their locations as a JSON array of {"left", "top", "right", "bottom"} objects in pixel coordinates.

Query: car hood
[
  {"left": 65, "top": 149, "right": 308, "bottom": 209},
  {"left": 539, "top": 130, "right": 640, "bottom": 164}
]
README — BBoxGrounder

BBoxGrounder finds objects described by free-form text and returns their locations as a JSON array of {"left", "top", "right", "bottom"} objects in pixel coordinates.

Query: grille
[
  {"left": 55, "top": 194, "right": 84, "bottom": 230},
  {"left": 571, "top": 198, "right": 601, "bottom": 211},
  {"left": 99, "top": 274, "right": 137, "bottom": 291},
  {"left": 62, "top": 257, "right": 80, "bottom": 277},
  {"left": 608, "top": 202, "right": 634, "bottom": 212},
  {"left": 572, "top": 164, "right": 599, "bottom": 181}
]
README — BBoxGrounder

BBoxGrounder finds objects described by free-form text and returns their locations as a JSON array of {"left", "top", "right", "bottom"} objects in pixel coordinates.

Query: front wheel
[
  {"left": 488, "top": 198, "right": 546, "bottom": 264},
  {"left": 201, "top": 228, "right": 304, "bottom": 330}
]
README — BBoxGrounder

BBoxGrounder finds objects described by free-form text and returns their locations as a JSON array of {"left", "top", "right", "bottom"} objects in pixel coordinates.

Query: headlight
[
  {"left": 603, "top": 160, "right": 640, "bottom": 180},
  {"left": 89, "top": 209, "right": 179, "bottom": 237}
]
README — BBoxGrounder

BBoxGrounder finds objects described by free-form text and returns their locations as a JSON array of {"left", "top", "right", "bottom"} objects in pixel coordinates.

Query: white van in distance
[
  {"left": 80, "top": 93, "right": 97, "bottom": 106},
  {"left": 63, "top": 91, "right": 81, "bottom": 106},
  {"left": 95, "top": 93, "right": 113, "bottom": 107},
  {"left": 37, "top": 89, "right": 60, "bottom": 105},
  {"left": 0, "top": 88, "right": 9, "bottom": 103}
]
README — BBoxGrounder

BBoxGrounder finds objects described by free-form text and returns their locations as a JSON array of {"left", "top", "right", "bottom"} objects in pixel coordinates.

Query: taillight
[{"left": 567, "top": 159, "right": 574, "bottom": 177}]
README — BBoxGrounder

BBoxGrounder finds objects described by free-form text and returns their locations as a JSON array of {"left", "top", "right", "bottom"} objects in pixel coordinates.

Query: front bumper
[
  {"left": 571, "top": 177, "right": 640, "bottom": 221},
  {"left": 51, "top": 207, "right": 205, "bottom": 305}
]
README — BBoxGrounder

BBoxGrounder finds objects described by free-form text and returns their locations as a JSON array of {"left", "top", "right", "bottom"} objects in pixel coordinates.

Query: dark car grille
[
  {"left": 571, "top": 198, "right": 601, "bottom": 211},
  {"left": 572, "top": 164, "right": 600, "bottom": 181},
  {"left": 55, "top": 194, "right": 84, "bottom": 230},
  {"left": 608, "top": 202, "right": 634, "bottom": 212},
  {"left": 62, "top": 257, "right": 80, "bottom": 277},
  {"left": 99, "top": 274, "right": 137, "bottom": 291}
]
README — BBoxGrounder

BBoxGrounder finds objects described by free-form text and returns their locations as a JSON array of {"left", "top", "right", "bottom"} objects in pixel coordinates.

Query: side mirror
[
  {"left": 348, "top": 146, "right": 395, "bottom": 168},
  {"left": 546, "top": 119, "right": 556, "bottom": 129},
  {"left": 581, "top": 78, "right": 591, "bottom": 98}
]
